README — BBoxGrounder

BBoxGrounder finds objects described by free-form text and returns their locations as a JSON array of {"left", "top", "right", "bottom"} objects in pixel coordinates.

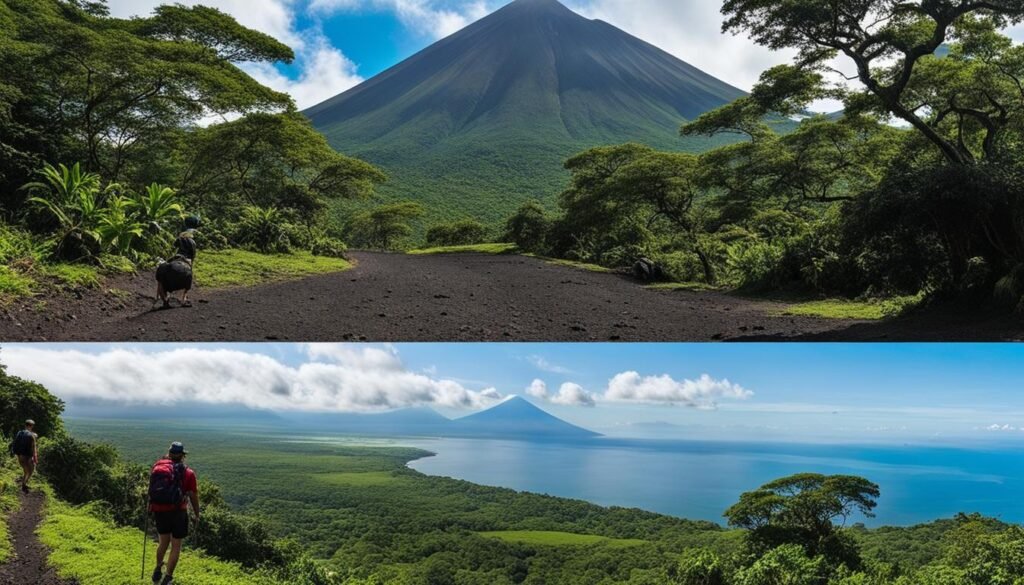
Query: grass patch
[
  {"left": 479, "top": 531, "right": 647, "bottom": 548},
  {"left": 407, "top": 243, "right": 517, "bottom": 255},
  {"left": 0, "top": 460, "right": 20, "bottom": 564},
  {"left": 39, "top": 499, "right": 284, "bottom": 585},
  {"left": 646, "top": 282, "right": 720, "bottom": 292},
  {"left": 0, "top": 265, "right": 36, "bottom": 299},
  {"left": 196, "top": 249, "right": 352, "bottom": 289},
  {"left": 39, "top": 263, "right": 101, "bottom": 288},
  {"left": 539, "top": 257, "right": 613, "bottom": 273},
  {"left": 779, "top": 294, "right": 925, "bottom": 320},
  {"left": 314, "top": 471, "right": 401, "bottom": 487}
]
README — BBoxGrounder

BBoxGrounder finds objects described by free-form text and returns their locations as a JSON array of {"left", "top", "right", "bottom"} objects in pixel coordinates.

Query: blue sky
[{"left": 6, "top": 343, "right": 1024, "bottom": 444}]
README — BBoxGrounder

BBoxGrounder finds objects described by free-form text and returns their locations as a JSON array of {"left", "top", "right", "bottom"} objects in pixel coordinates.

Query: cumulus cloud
[
  {"left": 2, "top": 345, "right": 502, "bottom": 413},
  {"left": 602, "top": 372, "right": 752, "bottom": 409},
  {"left": 244, "top": 35, "right": 364, "bottom": 108},
  {"left": 524, "top": 379, "right": 595, "bottom": 407}
]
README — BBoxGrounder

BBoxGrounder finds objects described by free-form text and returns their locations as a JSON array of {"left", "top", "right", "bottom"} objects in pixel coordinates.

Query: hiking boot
[
  {"left": 21, "top": 483, "right": 28, "bottom": 494},
  {"left": 151, "top": 566, "right": 163, "bottom": 583},
  {"left": 160, "top": 576, "right": 174, "bottom": 585}
]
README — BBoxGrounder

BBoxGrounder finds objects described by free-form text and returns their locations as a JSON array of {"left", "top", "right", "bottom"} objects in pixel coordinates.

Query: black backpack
[
  {"left": 149, "top": 460, "right": 187, "bottom": 506},
  {"left": 10, "top": 430, "right": 33, "bottom": 456},
  {"left": 174, "top": 234, "right": 197, "bottom": 261}
]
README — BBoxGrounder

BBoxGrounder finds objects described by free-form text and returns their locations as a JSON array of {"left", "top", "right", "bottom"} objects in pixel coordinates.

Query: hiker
[
  {"left": 10, "top": 419, "right": 37, "bottom": 493},
  {"left": 155, "top": 216, "right": 200, "bottom": 309},
  {"left": 148, "top": 442, "right": 200, "bottom": 585}
]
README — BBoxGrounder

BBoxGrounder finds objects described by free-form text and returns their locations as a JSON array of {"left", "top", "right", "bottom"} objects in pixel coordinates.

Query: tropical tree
[
  {"left": 718, "top": 0, "right": 1024, "bottom": 166},
  {"left": 504, "top": 199, "right": 552, "bottom": 254},
  {"left": 725, "top": 473, "right": 879, "bottom": 566},
  {"left": 178, "top": 112, "right": 387, "bottom": 226},
  {"left": 556, "top": 144, "right": 717, "bottom": 281},
  {"left": 346, "top": 202, "right": 425, "bottom": 250},
  {"left": 0, "top": 360, "right": 65, "bottom": 440}
]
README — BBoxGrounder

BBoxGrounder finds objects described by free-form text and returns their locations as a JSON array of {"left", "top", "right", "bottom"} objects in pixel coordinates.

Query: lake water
[{"left": 405, "top": 437, "right": 1024, "bottom": 526}]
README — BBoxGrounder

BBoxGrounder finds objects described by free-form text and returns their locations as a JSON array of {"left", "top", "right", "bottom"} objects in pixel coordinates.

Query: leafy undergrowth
[
  {"left": 39, "top": 499, "right": 284, "bottom": 585},
  {"left": 479, "top": 530, "right": 647, "bottom": 548},
  {"left": 195, "top": 249, "right": 352, "bottom": 289},
  {"left": 0, "top": 459, "right": 20, "bottom": 564},
  {"left": 407, "top": 243, "right": 517, "bottom": 255},
  {"left": 780, "top": 294, "right": 925, "bottom": 320}
]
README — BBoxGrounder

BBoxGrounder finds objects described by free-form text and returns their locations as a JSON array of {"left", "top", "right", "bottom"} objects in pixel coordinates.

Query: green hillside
[{"left": 307, "top": 0, "right": 748, "bottom": 229}]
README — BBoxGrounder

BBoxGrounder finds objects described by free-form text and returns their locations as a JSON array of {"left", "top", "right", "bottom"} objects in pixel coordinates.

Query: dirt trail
[
  {"left": 0, "top": 252, "right": 1019, "bottom": 342},
  {"left": 0, "top": 489, "right": 76, "bottom": 585}
]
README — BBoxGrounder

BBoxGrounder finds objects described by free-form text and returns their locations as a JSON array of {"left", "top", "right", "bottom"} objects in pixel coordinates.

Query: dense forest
[{"left": 0, "top": 365, "right": 1012, "bottom": 585}]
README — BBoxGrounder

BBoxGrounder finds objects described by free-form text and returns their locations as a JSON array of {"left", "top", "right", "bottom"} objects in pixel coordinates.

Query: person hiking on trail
[
  {"left": 148, "top": 442, "right": 200, "bottom": 585},
  {"left": 155, "top": 216, "right": 200, "bottom": 309},
  {"left": 10, "top": 419, "right": 37, "bottom": 493}
]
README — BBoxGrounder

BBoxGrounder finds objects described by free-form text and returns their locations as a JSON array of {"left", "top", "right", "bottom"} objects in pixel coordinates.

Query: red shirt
[{"left": 148, "top": 458, "right": 198, "bottom": 512}]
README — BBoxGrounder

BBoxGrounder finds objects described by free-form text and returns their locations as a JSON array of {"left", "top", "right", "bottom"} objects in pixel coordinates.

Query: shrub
[
  {"left": 38, "top": 435, "right": 147, "bottom": 528},
  {"left": 674, "top": 550, "right": 727, "bottom": 585},
  {"left": 425, "top": 219, "right": 489, "bottom": 247},
  {"left": 734, "top": 545, "right": 826, "bottom": 585},
  {"left": 504, "top": 200, "right": 551, "bottom": 254},
  {"left": 235, "top": 206, "right": 291, "bottom": 253},
  {"left": 310, "top": 236, "right": 347, "bottom": 258}
]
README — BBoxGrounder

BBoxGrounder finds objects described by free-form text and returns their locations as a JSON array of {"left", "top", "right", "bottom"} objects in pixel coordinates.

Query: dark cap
[{"left": 169, "top": 442, "right": 188, "bottom": 455}]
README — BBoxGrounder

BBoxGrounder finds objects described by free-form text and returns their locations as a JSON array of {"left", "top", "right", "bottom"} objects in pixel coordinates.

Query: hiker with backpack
[
  {"left": 148, "top": 442, "right": 200, "bottom": 585},
  {"left": 10, "top": 419, "right": 37, "bottom": 493},
  {"left": 155, "top": 216, "right": 200, "bottom": 309}
]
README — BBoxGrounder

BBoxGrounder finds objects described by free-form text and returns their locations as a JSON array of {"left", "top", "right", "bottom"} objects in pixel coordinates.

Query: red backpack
[{"left": 148, "top": 460, "right": 186, "bottom": 506}]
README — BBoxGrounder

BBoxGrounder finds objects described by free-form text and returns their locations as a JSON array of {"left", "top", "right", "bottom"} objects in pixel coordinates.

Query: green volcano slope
[{"left": 305, "top": 0, "right": 747, "bottom": 226}]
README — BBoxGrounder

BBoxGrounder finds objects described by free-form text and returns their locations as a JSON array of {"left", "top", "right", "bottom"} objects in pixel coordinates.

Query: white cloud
[
  {"left": 526, "top": 355, "right": 574, "bottom": 375},
  {"left": 104, "top": 0, "right": 364, "bottom": 109},
  {"left": 986, "top": 424, "right": 1022, "bottom": 432},
  {"left": 244, "top": 34, "right": 364, "bottom": 108},
  {"left": 526, "top": 379, "right": 549, "bottom": 399},
  {"left": 550, "top": 382, "right": 596, "bottom": 407},
  {"left": 524, "top": 379, "right": 595, "bottom": 407},
  {"left": 602, "top": 372, "right": 752, "bottom": 409},
  {"left": 566, "top": 0, "right": 790, "bottom": 92},
  {"left": 2, "top": 346, "right": 503, "bottom": 413}
]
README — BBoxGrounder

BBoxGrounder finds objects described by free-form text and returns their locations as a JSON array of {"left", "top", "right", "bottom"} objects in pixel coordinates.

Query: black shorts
[
  {"left": 156, "top": 260, "right": 193, "bottom": 292},
  {"left": 153, "top": 509, "right": 189, "bottom": 539}
]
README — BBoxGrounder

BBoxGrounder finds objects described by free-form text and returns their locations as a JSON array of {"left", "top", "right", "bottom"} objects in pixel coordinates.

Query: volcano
[
  {"left": 451, "top": 396, "right": 600, "bottom": 439},
  {"left": 306, "top": 0, "right": 746, "bottom": 226}
]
